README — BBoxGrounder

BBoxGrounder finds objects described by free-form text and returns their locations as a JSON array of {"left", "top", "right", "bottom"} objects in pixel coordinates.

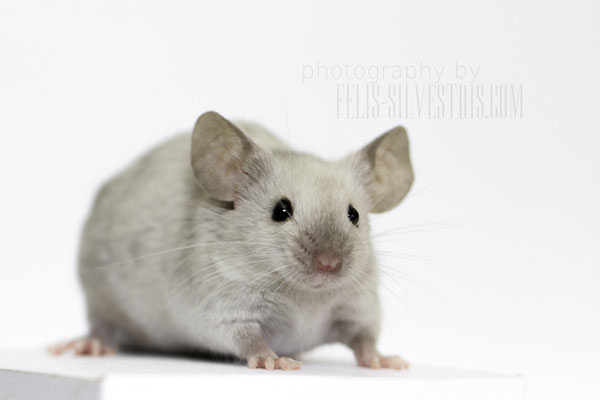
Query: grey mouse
[{"left": 50, "top": 111, "right": 414, "bottom": 370}]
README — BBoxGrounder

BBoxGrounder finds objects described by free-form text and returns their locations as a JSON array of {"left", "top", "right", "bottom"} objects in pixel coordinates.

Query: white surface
[
  {"left": 1, "top": 1, "right": 599, "bottom": 400},
  {"left": 0, "top": 352, "right": 524, "bottom": 400}
]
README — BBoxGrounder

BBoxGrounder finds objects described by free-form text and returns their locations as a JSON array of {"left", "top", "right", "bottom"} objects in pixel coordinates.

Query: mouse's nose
[{"left": 314, "top": 251, "right": 340, "bottom": 272}]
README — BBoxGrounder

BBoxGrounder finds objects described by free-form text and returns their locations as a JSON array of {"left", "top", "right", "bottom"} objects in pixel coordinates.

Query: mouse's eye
[
  {"left": 347, "top": 204, "right": 359, "bottom": 226},
  {"left": 272, "top": 198, "right": 293, "bottom": 222}
]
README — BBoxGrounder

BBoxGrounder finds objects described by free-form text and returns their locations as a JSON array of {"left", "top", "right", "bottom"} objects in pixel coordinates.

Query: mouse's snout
[{"left": 313, "top": 250, "right": 341, "bottom": 272}]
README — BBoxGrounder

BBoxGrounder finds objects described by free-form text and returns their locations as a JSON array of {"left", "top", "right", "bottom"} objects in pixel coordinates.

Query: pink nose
[{"left": 315, "top": 251, "right": 340, "bottom": 272}]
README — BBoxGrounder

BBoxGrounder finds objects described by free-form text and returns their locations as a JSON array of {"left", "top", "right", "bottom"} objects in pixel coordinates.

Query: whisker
[
  {"left": 86, "top": 240, "right": 289, "bottom": 271},
  {"left": 172, "top": 253, "right": 292, "bottom": 297},
  {"left": 373, "top": 249, "right": 489, "bottom": 285},
  {"left": 377, "top": 268, "right": 408, "bottom": 297},
  {"left": 353, "top": 268, "right": 421, "bottom": 334},
  {"left": 370, "top": 221, "right": 462, "bottom": 238},
  {"left": 378, "top": 263, "right": 464, "bottom": 319}
]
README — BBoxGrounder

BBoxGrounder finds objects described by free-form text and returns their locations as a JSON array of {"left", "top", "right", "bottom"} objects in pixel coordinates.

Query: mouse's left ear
[{"left": 344, "top": 126, "right": 414, "bottom": 213}]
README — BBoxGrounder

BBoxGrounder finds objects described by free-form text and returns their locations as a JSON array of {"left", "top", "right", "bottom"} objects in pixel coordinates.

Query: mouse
[{"left": 49, "top": 111, "right": 414, "bottom": 371}]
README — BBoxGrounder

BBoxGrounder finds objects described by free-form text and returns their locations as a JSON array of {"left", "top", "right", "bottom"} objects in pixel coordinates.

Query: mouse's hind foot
[{"left": 48, "top": 337, "right": 115, "bottom": 356}]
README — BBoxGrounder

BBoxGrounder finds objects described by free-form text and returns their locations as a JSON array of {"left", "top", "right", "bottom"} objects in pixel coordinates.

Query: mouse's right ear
[
  {"left": 344, "top": 126, "right": 414, "bottom": 213},
  {"left": 191, "top": 111, "right": 257, "bottom": 203}
]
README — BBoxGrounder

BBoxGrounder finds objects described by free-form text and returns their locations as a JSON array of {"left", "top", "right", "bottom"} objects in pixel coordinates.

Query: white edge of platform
[{"left": 0, "top": 352, "right": 526, "bottom": 400}]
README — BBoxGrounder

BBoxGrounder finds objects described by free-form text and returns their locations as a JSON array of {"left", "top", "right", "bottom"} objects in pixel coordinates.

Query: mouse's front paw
[
  {"left": 357, "top": 354, "right": 409, "bottom": 370},
  {"left": 247, "top": 355, "right": 301, "bottom": 370}
]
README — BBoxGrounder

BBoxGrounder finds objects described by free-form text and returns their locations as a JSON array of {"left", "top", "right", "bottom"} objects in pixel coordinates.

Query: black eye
[
  {"left": 272, "top": 198, "right": 293, "bottom": 222},
  {"left": 347, "top": 204, "right": 359, "bottom": 226}
]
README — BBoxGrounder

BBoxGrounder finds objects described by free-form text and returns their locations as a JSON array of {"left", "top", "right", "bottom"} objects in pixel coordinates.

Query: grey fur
[{"left": 78, "top": 111, "right": 414, "bottom": 365}]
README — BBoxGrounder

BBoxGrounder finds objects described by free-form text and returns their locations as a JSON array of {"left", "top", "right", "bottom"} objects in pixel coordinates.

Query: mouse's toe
[
  {"left": 247, "top": 355, "right": 301, "bottom": 370},
  {"left": 379, "top": 355, "right": 410, "bottom": 370},
  {"left": 356, "top": 354, "right": 409, "bottom": 370},
  {"left": 48, "top": 337, "right": 115, "bottom": 356}
]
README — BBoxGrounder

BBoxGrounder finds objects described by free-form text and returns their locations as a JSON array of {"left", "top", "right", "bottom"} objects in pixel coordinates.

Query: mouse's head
[{"left": 191, "top": 111, "right": 413, "bottom": 292}]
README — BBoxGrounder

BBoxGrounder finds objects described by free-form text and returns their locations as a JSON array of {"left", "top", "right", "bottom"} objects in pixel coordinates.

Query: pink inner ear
[
  {"left": 209, "top": 137, "right": 243, "bottom": 198},
  {"left": 374, "top": 147, "right": 397, "bottom": 185},
  {"left": 223, "top": 157, "right": 239, "bottom": 184}
]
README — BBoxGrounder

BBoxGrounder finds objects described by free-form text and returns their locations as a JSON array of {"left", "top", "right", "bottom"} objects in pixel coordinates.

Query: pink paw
[
  {"left": 247, "top": 355, "right": 301, "bottom": 371},
  {"left": 357, "top": 355, "right": 409, "bottom": 370},
  {"left": 48, "top": 337, "right": 115, "bottom": 356}
]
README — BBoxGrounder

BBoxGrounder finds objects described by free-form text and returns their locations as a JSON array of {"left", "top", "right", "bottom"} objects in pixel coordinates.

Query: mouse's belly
[{"left": 264, "top": 306, "right": 333, "bottom": 356}]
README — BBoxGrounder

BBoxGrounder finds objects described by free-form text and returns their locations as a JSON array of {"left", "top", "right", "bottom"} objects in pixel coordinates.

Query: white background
[{"left": 1, "top": 1, "right": 598, "bottom": 399}]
